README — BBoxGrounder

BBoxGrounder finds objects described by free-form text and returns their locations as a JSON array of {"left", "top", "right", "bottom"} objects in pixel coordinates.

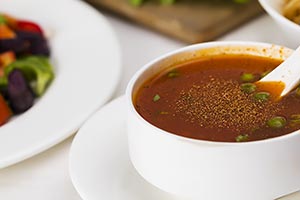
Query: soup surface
[{"left": 134, "top": 54, "right": 300, "bottom": 142}]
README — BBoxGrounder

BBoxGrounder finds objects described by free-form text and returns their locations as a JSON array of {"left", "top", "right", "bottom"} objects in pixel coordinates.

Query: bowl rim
[
  {"left": 126, "top": 41, "right": 300, "bottom": 146},
  {"left": 258, "top": 0, "right": 300, "bottom": 32}
]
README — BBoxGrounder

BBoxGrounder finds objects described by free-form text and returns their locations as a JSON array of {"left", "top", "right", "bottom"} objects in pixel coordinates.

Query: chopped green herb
[
  {"left": 241, "top": 83, "right": 256, "bottom": 93},
  {"left": 153, "top": 94, "right": 160, "bottom": 102},
  {"left": 290, "top": 114, "right": 300, "bottom": 120},
  {"left": 290, "top": 114, "right": 300, "bottom": 126},
  {"left": 0, "top": 14, "right": 6, "bottom": 24},
  {"left": 167, "top": 70, "right": 180, "bottom": 78},
  {"left": 267, "top": 116, "right": 286, "bottom": 129},
  {"left": 235, "top": 134, "right": 249, "bottom": 142},
  {"left": 251, "top": 127, "right": 259, "bottom": 132},
  {"left": 159, "top": 111, "right": 169, "bottom": 115},
  {"left": 254, "top": 92, "right": 270, "bottom": 102},
  {"left": 296, "top": 87, "right": 300, "bottom": 97},
  {"left": 241, "top": 73, "right": 254, "bottom": 82}
]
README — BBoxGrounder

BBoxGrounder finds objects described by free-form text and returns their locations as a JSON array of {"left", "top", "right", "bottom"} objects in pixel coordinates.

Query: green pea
[
  {"left": 235, "top": 134, "right": 249, "bottom": 142},
  {"left": 241, "top": 73, "right": 255, "bottom": 82},
  {"left": 254, "top": 92, "right": 270, "bottom": 102},
  {"left": 153, "top": 94, "right": 160, "bottom": 102},
  {"left": 241, "top": 83, "right": 256, "bottom": 93},
  {"left": 267, "top": 116, "right": 286, "bottom": 129},
  {"left": 167, "top": 70, "right": 180, "bottom": 78}
]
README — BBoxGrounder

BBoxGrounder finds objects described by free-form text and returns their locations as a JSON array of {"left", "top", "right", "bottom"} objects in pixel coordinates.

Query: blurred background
[{"left": 84, "top": 0, "right": 264, "bottom": 43}]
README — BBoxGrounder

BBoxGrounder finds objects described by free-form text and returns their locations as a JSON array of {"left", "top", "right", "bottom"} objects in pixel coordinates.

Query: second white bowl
[{"left": 259, "top": 0, "right": 300, "bottom": 46}]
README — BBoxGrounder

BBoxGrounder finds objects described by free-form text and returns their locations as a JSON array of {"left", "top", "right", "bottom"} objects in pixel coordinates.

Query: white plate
[
  {"left": 0, "top": 0, "right": 121, "bottom": 168},
  {"left": 69, "top": 96, "right": 184, "bottom": 200}
]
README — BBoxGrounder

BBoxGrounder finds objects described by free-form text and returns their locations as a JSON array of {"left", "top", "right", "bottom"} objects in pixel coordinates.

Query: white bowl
[
  {"left": 259, "top": 0, "right": 300, "bottom": 45},
  {"left": 126, "top": 41, "right": 300, "bottom": 200}
]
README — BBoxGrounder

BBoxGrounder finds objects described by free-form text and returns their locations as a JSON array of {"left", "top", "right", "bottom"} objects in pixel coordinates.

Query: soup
[{"left": 134, "top": 54, "right": 300, "bottom": 142}]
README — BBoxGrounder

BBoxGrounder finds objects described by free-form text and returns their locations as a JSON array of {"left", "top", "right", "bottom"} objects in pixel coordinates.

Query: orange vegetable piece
[
  {"left": 0, "top": 51, "right": 16, "bottom": 68},
  {"left": 0, "top": 94, "right": 12, "bottom": 126},
  {"left": 0, "top": 24, "right": 16, "bottom": 39},
  {"left": 0, "top": 51, "right": 16, "bottom": 77},
  {"left": 3, "top": 14, "right": 17, "bottom": 28}
]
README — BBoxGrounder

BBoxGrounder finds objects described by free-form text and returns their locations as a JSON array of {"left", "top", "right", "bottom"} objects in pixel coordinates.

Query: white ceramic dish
[
  {"left": 0, "top": 0, "right": 121, "bottom": 168},
  {"left": 126, "top": 41, "right": 300, "bottom": 200},
  {"left": 258, "top": 0, "right": 300, "bottom": 45},
  {"left": 69, "top": 96, "right": 181, "bottom": 200},
  {"left": 70, "top": 96, "right": 300, "bottom": 200}
]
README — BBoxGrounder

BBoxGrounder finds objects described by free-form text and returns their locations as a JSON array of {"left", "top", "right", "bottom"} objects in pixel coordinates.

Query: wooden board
[{"left": 85, "top": 0, "right": 264, "bottom": 43}]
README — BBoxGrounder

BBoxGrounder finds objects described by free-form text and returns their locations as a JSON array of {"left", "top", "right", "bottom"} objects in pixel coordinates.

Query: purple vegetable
[
  {"left": 0, "top": 37, "right": 29, "bottom": 55},
  {"left": 17, "top": 31, "right": 50, "bottom": 56},
  {"left": 7, "top": 69, "right": 34, "bottom": 114},
  {"left": 0, "top": 31, "right": 50, "bottom": 56}
]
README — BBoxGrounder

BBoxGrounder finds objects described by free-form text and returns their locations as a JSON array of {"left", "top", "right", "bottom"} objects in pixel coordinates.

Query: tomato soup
[{"left": 134, "top": 55, "right": 300, "bottom": 142}]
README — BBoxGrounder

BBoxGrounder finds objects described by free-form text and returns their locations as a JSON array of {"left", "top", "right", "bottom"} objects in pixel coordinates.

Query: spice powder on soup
[
  {"left": 175, "top": 77, "right": 281, "bottom": 132},
  {"left": 134, "top": 55, "right": 300, "bottom": 142}
]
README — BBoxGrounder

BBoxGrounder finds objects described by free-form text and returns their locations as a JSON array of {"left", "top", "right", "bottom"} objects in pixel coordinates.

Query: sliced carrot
[
  {"left": 3, "top": 14, "right": 17, "bottom": 28},
  {"left": 0, "top": 24, "right": 16, "bottom": 39},
  {"left": 0, "top": 51, "right": 16, "bottom": 68},
  {"left": 0, "top": 51, "right": 16, "bottom": 77},
  {"left": 0, "top": 94, "right": 12, "bottom": 126}
]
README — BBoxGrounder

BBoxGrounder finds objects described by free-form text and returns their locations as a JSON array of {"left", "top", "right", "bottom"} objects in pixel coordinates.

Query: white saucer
[
  {"left": 69, "top": 96, "right": 184, "bottom": 200},
  {"left": 69, "top": 96, "right": 300, "bottom": 200}
]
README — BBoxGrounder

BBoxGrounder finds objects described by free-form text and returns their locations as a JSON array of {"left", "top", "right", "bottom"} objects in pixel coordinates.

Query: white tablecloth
[{"left": 0, "top": 8, "right": 297, "bottom": 199}]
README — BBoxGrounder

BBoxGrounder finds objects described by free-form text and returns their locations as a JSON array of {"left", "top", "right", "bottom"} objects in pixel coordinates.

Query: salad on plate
[{"left": 0, "top": 13, "right": 54, "bottom": 126}]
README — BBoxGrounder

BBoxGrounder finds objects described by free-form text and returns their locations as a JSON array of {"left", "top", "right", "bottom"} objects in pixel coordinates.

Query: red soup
[{"left": 134, "top": 55, "right": 300, "bottom": 142}]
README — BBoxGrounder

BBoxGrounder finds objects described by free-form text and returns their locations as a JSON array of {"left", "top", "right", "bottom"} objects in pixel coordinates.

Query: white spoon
[
  {"left": 276, "top": 190, "right": 300, "bottom": 200},
  {"left": 258, "top": 46, "right": 300, "bottom": 97}
]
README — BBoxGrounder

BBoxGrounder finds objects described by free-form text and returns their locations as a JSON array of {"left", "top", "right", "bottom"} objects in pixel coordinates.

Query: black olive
[{"left": 7, "top": 69, "right": 35, "bottom": 114}]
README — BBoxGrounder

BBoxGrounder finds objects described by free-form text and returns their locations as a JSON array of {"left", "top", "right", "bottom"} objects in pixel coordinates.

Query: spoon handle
[
  {"left": 260, "top": 46, "right": 300, "bottom": 97},
  {"left": 276, "top": 190, "right": 300, "bottom": 200}
]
